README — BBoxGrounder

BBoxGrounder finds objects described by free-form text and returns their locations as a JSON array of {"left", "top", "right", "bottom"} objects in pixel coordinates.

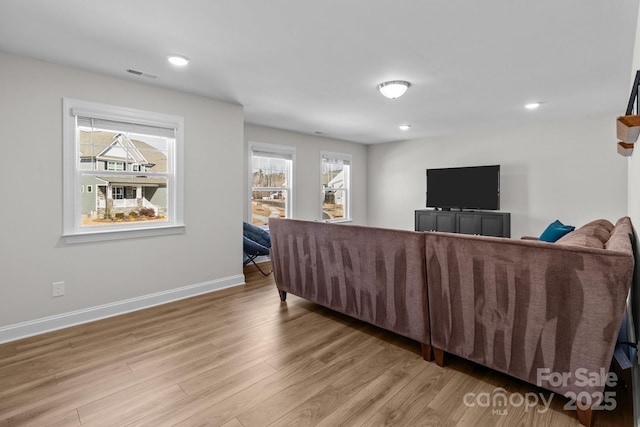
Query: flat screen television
[{"left": 426, "top": 165, "right": 500, "bottom": 210}]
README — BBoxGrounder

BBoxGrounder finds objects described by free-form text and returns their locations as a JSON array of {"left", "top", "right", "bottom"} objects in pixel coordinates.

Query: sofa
[
  {"left": 268, "top": 218, "right": 431, "bottom": 360},
  {"left": 426, "top": 217, "right": 634, "bottom": 426},
  {"left": 268, "top": 217, "right": 634, "bottom": 427}
]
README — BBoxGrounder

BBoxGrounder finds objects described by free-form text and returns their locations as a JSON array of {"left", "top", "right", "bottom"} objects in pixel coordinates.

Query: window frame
[
  {"left": 62, "top": 98, "right": 185, "bottom": 243},
  {"left": 320, "top": 151, "right": 352, "bottom": 223},
  {"left": 248, "top": 142, "right": 295, "bottom": 226}
]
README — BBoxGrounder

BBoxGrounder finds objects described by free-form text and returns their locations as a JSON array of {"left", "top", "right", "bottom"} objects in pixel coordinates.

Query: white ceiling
[{"left": 1, "top": 1, "right": 639, "bottom": 144}]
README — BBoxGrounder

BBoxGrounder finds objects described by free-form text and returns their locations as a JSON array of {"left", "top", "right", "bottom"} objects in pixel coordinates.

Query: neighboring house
[
  {"left": 323, "top": 169, "right": 344, "bottom": 205},
  {"left": 80, "top": 131, "right": 167, "bottom": 218}
]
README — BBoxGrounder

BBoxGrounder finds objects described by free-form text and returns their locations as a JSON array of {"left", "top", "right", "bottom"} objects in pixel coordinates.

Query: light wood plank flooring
[{"left": 0, "top": 264, "right": 634, "bottom": 426}]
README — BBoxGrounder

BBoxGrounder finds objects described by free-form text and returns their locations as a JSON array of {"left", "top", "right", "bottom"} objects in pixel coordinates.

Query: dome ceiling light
[{"left": 378, "top": 80, "right": 411, "bottom": 99}]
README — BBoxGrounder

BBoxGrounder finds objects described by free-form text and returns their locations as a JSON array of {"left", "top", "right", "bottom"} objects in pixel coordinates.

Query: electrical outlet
[{"left": 52, "top": 281, "right": 65, "bottom": 297}]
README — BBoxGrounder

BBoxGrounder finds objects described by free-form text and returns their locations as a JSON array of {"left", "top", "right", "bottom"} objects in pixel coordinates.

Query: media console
[{"left": 415, "top": 210, "right": 511, "bottom": 238}]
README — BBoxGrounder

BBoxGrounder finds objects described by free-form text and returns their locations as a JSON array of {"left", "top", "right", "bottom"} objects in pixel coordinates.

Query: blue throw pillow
[{"left": 539, "top": 219, "right": 575, "bottom": 242}]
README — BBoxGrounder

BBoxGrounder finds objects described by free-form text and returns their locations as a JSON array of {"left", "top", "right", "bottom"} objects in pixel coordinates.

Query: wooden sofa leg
[
  {"left": 433, "top": 347, "right": 445, "bottom": 367},
  {"left": 576, "top": 406, "right": 593, "bottom": 427},
  {"left": 278, "top": 290, "right": 287, "bottom": 301},
  {"left": 420, "top": 343, "right": 432, "bottom": 361}
]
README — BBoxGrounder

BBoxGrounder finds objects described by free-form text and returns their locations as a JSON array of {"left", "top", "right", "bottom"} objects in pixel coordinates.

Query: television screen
[{"left": 426, "top": 165, "right": 500, "bottom": 210}]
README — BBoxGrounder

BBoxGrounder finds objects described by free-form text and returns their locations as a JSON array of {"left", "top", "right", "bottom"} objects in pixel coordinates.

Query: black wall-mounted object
[
  {"left": 426, "top": 165, "right": 500, "bottom": 211},
  {"left": 626, "top": 70, "right": 640, "bottom": 116}
]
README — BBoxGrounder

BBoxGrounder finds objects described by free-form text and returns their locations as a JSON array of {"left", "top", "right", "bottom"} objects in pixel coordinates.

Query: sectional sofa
[
  {"left": 268, "top": 217, "right": 635, "bottom": 427},
  {"left": 268, "top": 218, "right": 431, "bottom": 359}
]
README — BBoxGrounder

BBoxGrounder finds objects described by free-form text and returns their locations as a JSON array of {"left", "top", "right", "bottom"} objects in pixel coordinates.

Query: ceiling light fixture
[
  {"left": 378, "top": 80, "right": 411, "bottom": 99},
  {"left": 399, "top": 124, "right": 411, "bottom": 131},
  {"left": 167, "top": 54, "right": 190, "bottom": 66},
  {"left": 525, "top": 102, "right": 541, "bottom": 110}
]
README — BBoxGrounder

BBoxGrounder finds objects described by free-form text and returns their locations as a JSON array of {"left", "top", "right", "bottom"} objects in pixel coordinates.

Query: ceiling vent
[{"left": 126, "top": 69, "right": 157, "bottom": 79}]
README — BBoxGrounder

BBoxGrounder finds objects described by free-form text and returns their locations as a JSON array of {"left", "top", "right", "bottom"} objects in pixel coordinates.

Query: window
[
  {"left": 63, "top": 98, "right": 184, "bottom": 243},
  {"left": 321, "top": 152, "right": 351, "bottom": 222},
  {"left": 249, "top": 143, "right": 295, "bottom": 227},
  {"left": 112, "top": 186, "right": 124, "bottom": 200},
  {"left": 107, "top": 161, "right": 124, "bottom": 171}
]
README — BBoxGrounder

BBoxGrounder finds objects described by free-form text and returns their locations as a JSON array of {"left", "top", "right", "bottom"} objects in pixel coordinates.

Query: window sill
[{"left": 63, "top": 224, "right": 186, "bottom": 244}]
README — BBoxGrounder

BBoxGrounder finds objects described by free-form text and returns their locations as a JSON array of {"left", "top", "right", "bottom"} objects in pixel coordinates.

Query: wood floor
[{"left": 0, "top": 264, "right": 634, "bottom": 426}]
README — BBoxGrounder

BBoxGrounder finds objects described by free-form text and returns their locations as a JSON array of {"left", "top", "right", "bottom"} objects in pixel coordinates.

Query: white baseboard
[{"left": 0, "top": 274, "right": 245, "bottom": 344}]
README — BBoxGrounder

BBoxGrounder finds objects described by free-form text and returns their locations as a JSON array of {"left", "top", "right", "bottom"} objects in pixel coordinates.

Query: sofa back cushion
[
  {"left": 605, "top": 217, "right": 633, "bottom": 253},
  {"left": 555, "top": 233, "right": 605, "bottom": 249},
  {"left": 582, "top": 218, "right": 615, "bottom": 233},
  {"left": 555, "top": 218, "right": 632, "bottom": 252}
]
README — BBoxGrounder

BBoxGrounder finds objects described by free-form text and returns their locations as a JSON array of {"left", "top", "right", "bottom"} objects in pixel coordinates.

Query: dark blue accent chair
[{"left": 243, "top": 222, "right": 272, "bottom": 275}]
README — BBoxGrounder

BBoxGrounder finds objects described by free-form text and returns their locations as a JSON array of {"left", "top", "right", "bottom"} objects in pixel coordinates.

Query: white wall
[
  {"left": 0, "top": 52, "right": 245, "bottom": 334},
  {"left": 0, "top": 49, "right": 630, "bottom": 339},
  {"left": 368, "top": 113, "right": 628, "bottom": 238},
  {"left": 244, "top": 124, "right": 368, "bottom": 225}
]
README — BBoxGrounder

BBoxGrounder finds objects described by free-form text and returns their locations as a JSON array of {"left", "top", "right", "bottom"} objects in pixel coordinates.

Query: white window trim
[
  {"left": 321, "top": 151, "right": 352, "bottom": 223},
  {"left": 248, "top": 142, "right": 296, "bottom": 224},
  {"left": 62, "top": 98, "right": 185, "bottom": 244}
]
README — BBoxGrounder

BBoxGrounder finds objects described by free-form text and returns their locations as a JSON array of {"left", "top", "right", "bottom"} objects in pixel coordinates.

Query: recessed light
[
  {"left": 167, "top": 54, "right": 190, "bottom": 66},
  {"left": 525, "top": 102, "right": 541, "bottom": 110},
  {"left": 399, "top": 124, "right": 411, "bottom": 131}
]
